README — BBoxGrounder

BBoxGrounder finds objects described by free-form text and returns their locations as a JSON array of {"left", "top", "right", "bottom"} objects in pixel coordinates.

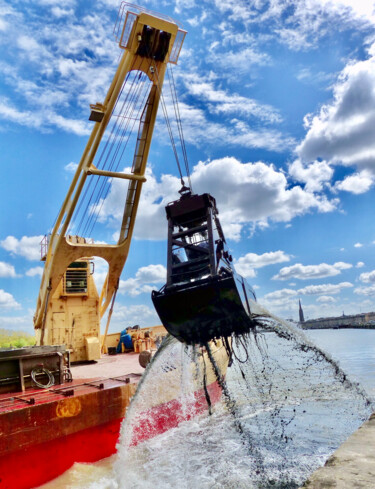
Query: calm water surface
[
  {"left": 306, "top": 329, "right": 375, "bottom": 396},
  {"left": 39, "top": 328, "right": 375, "bottom": 489}
]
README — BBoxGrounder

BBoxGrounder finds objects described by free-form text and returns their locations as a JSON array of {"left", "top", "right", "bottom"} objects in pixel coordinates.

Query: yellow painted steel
[{"left": 34, "top": 7, "right": 185, "bottom": 361}]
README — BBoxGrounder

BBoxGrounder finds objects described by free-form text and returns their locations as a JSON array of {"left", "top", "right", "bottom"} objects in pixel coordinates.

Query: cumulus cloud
[
  {"left": 263, "top": 288, "right": 298, "bottom": 301},
  {"left": 26, "top": 266, "right": 44, "bottom": 277},
  {"left": 261, "top": 281, "right": 356, "bottom": 318},
  {"left": 297, "top": 45, "right": 375, "bottom": 185},
  {"left": 298, "top": 282, "right": 353, "bottom": 295},
  {"left": 354, "top": 242, "right": 363, "bottom": 248},
  {"left": 94, "top": 159, "right": 338, "bottom": 241},
  {"left": 119, "top": 264, "right": 166, "bottom": 297},
  {"left": 111, "top": 303, "right": 160, "bottom": 329},
  {"left": 359, "top": 270, "right": 375, "bottom": 283},
  {"left": 0, "top": 289, "right": 21, "bottom": 309},
  {"left": 354, "top": 284, "right": 375, "bottom": 297},
  {"left": 235, "top": 251, "right": 291, "bottom": 278},
  {"left": 263, "top": 282, "right": 352, "bottom": 306},
  {"left": 0, "top": 235, "right": 43, "bottom": 261},
  {"left": 134, "top": 264, "right": 166, "bottom": 283},
  {"left": 335, "top": 170, "right": 374, "bottom": 194},
  {"left": 0, "top": 262, "right": 18, "bottom": 278},
  {"left": 356, "top": 261, "right": 365, "bottom": 268},
  {"left": 273, "top": 262, "right": 352, "bottom": 280},
  {"left": 288, "top": 159, "right": 334, "bottom": 192}
]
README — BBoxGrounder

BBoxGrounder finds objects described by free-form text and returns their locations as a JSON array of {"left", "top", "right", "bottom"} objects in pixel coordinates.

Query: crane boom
[{"left": 34, "top": 5, "right": 186, "bottom": 361}]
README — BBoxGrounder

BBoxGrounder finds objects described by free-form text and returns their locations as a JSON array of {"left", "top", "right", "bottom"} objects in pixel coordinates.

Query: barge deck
[{"left": 0, "top": 353, "right": 142, "bottom": 489}]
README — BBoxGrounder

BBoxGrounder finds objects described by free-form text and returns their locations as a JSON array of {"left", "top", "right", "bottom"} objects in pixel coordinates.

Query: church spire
[{"left": 299, "top": 299, "right": 305, "bottom": 323}]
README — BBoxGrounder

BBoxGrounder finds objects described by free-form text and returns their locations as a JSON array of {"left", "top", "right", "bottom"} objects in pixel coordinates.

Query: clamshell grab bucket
[{"left": 152, "top": 191, "right": 258, "bottom": 345}]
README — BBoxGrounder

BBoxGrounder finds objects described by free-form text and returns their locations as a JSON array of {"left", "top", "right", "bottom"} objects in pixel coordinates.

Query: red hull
[
  {"left": 131, "top": 378, "right": 222, "bottom": 445},
  {"left": 0, "top": 380, "right": 222, "bottom": 489},
  {"left": 0, "top": 417, "right": 122, "bottom": 489}
]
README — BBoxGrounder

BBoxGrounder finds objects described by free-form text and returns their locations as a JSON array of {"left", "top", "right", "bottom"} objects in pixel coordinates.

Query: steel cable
[
  {"left": 168, "top": 65, "right": 192, "bottom": 191},
  {"left": 74, "top": 60, "right": 140, "bottom": 236}
]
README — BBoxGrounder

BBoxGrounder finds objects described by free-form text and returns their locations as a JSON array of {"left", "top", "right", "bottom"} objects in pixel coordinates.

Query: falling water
[
  {"left": 43, "top": 312, "right": 373, "bottom": 489},
  {"left": 105, "top": 308, "right": 372, "bottom": 489}
]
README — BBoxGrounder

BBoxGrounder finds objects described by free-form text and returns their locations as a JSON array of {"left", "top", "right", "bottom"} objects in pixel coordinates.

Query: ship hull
[
  {"left": 0, "top": 345, "right": 228, "bottom": 489},
  {"left": 0, "top": 380, "right": 222, "bottom": 489}
]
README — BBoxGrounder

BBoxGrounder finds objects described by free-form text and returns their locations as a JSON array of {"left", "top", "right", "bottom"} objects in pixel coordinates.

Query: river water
[{"left": 39, "top": 328, "right": 375, "bottom": 489}]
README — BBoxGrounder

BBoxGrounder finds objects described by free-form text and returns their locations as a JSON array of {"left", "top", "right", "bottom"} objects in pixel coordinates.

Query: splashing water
[{"left": 104, "top": 311, "right": 373, "bottom": 489}]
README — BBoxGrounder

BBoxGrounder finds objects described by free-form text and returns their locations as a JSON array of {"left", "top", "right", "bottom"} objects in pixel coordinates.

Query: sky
[{"left": 1, "top": 0, "right": 375, "bottom": 334}]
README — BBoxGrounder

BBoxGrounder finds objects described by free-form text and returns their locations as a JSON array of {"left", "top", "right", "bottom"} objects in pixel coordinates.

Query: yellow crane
[{"left": 34, "top": 4, "right": 186, "bottom": 361}]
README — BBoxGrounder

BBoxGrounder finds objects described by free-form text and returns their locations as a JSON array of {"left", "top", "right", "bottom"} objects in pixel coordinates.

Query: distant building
[
  {"left": 299, "top": 299, "right": 305, "bottom": 323},
  {"left": 301, "top": 311, "right": 375, "bottom": 330}
]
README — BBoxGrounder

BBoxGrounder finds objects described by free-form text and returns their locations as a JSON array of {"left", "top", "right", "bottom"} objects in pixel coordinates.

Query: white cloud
[
  {"left": 26, "top": 266, "right": 44, "bottom": 277},
  {"left": 259, "top": 280, "right": 356, "bottom": 319},
  {"left": 0, "top": 314, "right": 34, "bottom": 331},
  {"left": 354, "top": 284, "right": 375, "bottom": 297},
  {"left": 296, "top": 68, "right": 333, "bottom": 86},
  {"left": 0, "top": 18, "right": 8, "bottom": 32},
  {"left": 0, "top": 235, "right": 44, "bottom": 261},
  {"left": 297, "top": 45, "right": 375, "bottom": 183},
  {"left": 36, "top": 0, "right": 76, "bottom": 6},
  {"left": 356, "top": 261, "right": 365, "bottom": 268},
  {"left": 335, "top": 170, "right": 374, "bottom": 194},
  {"left": 288, "top": 159, "right": 333, "bottom": 192},
  {"left": 162, "top": 99, "right": 294, "bottom": 153},
  {"left": 264, "top": 288, "right": 298, "bottom": 301},
  {"left": 359, "top": 270, "right": 375, "bottom": 283},
  {"left": 17, "top": 35, "right": 46, "bottom": 59},
  {"left": 304, "top": 298, "right": 374, "bottom": 320},
  {"left": 134, "top": 264, "right": 166, "bottom": 283},
  {"left": 213, "top": 0, "right": 375, "bottom": 53},
  {"left": 354, "top": 242, "right": 363, "bottom": 248},
  {"left": 0, "top": 289, "right": 21, "bottom": 309},
  {"left": 273, "top": 262, "right": 352, "bottom": 280},
  {"left": 65, "top": 161, "right": 78, "bottom": 172},
  {"left": 0, "top": 7, "right": 116, "bottom": 135},
  {"left": 262, "top": 282, "right": 352, "bottom": 311},
  {"left": 95, "top": 159, "right": 338, "bottom": 242},
  {"left": 298, "top": 282, "right": 353, "bottom": 295},
  {"left": 316, "top": 295, "right": 336, "bottom": 303},
  {"left": 0, "top": 262, "right": 17, "bottom": 278},
  {"left": 235, "top": 251, "right": 291, "bottom": 278},
  {"left": 209, "top": 46, "right": 271, "bottom": 72},
  {"left": 0, "top": 98, "right": 90, "bottom": 136},
  {"left": 51, "top": 7, "right": 74, "bottom": 18},
  {"left": 111, "top": 304, "right": 160, "bottom": 330},
  {"left": 186, "top": 78, "right": 282, "bottom": 123},
  {"left": 119, "top": 264, "right": 166, "bottom": 297}
]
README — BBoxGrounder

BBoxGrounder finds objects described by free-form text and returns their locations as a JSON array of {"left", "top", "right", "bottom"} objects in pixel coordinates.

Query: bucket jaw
[{"left": 152, "top": 191, "right": 258, "bottom": 345}]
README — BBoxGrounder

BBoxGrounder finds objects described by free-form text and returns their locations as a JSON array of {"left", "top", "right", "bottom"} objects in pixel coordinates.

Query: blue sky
[{"left": 1, "top": 0, "right": 375, "bottom": 333}]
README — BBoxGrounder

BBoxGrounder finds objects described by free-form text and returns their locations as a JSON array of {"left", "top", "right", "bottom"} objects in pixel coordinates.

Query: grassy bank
[{"left": 0, "top": 328, "right": 35, "bottom": 349}]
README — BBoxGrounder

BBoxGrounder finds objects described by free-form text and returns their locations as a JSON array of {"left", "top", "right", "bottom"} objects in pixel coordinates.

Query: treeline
[{"left": 0, "top": 328, "right": 35, "bottom": 349}]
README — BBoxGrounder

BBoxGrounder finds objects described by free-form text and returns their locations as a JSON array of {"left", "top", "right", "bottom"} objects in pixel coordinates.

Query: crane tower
[{"left": 34, "top": 4, "right": 186, "bottom": 361}]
